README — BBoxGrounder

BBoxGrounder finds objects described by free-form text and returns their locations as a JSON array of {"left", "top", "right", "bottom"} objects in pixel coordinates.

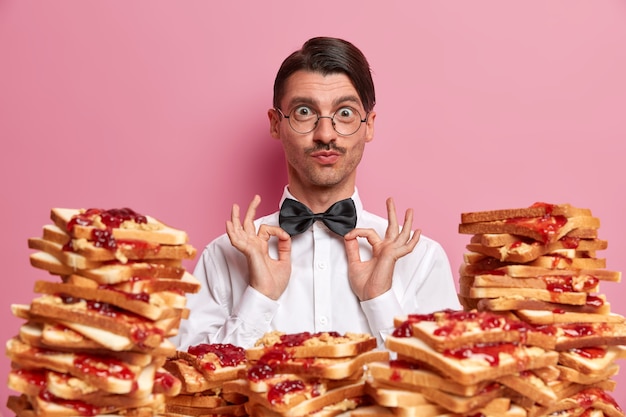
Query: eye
[
  {"left": 292, "top": 106, "right": 316, "bottom": 120},
  {"left": 335, "top": 107, "right": 357, "bottom": 121}
]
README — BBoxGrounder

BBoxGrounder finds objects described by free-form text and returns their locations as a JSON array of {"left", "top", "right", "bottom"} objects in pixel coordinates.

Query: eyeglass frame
[{"left": 274, "top": 106, "right": 370, "bottom": 136}]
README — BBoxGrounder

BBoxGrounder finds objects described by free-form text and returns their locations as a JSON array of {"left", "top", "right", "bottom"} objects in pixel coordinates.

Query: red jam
[
  {"left": 504, "top": 213, "right": 567, "bottom": 243},
  {"left": 586, "top": 295, "right": 604, "bottom": 308},
  {"left": 392, "top": 321, "right": 414, "bottom": 337},
  {"left": 40, "top": 390, "right": 100, "bottom": 416},
  {"left": 13, "top": 369, "right": 46, "bottom": 387},
  {"left": 97, "top": 285, "right": 150, "bottom": 303},
  {"left": 187, "top": 343, "right": 246, "bottom": 368},
  {"left": 571, "top": 347, "right": 606, "bottom": 359},
  {"left": 559, "top": 323, "right": 596, "bottom": 337},
  {"left": 443, "top": 342, "right": 517, "bottom": 366},
  {"left": 389, "top": 359, "right": 423, "bottom": 370},
  {"left": 544, "top": 275, "right": 598, "bottom": 293},
  {"left": 573, "top": 387, "right": 621, "bottom": 411},
  {"left": 74, "top": 355, "right": 134, "bottom": 380},
  {"left": 67, "top": 208, "right": 147, "bottom": 231},
  {"left": 277, "top": 331, "right": 341, "bottom": 347},
  {"left": 248, "top": 363, "right": 275, "bottom": 382},
  {"left": 267, "top": 380, "right": 307, "bottom": 404},
  {"left": 154, "top": 370, "right": 178, "bottom": 392},
  {"left": 65, "top": 208, "right": 152, "bottom": 254}
]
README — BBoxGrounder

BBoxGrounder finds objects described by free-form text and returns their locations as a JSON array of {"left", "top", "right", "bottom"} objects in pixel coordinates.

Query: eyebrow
[{"left": 285, "top": 95, "right": 363, "bottom": 111}]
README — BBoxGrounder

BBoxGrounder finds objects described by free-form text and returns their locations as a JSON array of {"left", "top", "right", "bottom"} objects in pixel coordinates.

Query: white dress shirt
[{"left": 175, "top": 187, "right": 460, "bottom": 350}]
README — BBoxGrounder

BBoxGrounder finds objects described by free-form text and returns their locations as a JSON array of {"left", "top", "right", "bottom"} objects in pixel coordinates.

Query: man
[{"left": 177, "top": 37, "right": 460, "bottom": 349}]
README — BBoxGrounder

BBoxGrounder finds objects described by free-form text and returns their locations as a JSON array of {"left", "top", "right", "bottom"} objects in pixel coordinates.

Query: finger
[
  {"left": 258, "top": 224, "right": 290, "bottom": 241},
  {"left": 258, "top": 225, "right": 292, "bottom": 261},
  {"left": 229, "top": 203, "right": 242, "bottom": 228},
  {"left": 398, "top": 208, "right": 415, "bottom": 241},
  {"left": 344, "top": 235, "right": 362, "bottom": 264},
  {"left": 243, "top": 195, "right": 262, "bottom": 230},
  {"left": 385, "top": 197, "right": 399, "bottom": 238},
  {"left": 346, "top": 228, "right": 383, "bottom": 248}
]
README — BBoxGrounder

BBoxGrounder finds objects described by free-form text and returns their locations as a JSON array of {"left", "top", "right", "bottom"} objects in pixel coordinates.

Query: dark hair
[{"left": 273, "top": 37, "right": 376, "bottom": 113}]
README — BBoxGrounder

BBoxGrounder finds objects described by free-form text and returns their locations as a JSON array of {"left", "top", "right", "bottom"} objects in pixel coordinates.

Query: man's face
[{"left": 270, "top": 70, "right": 375, "bottom": 192}]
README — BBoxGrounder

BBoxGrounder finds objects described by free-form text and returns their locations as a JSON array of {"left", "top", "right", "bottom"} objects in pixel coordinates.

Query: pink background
[{"left": 1, "top": 1, "right": 625, "bottom": 412}]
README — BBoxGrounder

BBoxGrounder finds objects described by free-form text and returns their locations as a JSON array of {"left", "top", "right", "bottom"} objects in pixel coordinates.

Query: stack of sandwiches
[
  {"left": 6, "top": 207, "right": 201, "bottom": 416},
  {"left": 366, "top": 309, "right": 559, "bottom": 416},
  {"left": 162, "top": 343, "right": 249, "bottom": 416},
  {"left": 223, "top": 331, "right": 387, "bottom": 417},
  {"left": 455, "top": 202, "right": 625, "bottom": 415}
]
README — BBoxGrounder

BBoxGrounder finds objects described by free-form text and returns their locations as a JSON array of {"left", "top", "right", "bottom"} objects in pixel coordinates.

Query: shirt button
[
  {"left": 319, "top": 316, "right": 328, "bottom": 326},
  {"left": 264, "top": 313, "right": 272, "bottom": 322},
  {"left": 317, "top": 262, "right": 327, "bottom": 270}
]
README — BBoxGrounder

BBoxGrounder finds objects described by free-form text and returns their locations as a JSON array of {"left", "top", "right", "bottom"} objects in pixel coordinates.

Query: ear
[
  {"left": 268, "top": 108, "right": 281, "bottom": 140},
  {"left": 364, "top": 111, "right": 376, "bottom": 143}
]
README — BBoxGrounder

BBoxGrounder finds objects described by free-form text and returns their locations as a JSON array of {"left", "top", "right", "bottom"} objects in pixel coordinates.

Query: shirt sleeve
[
  {"left": 360, "top": 288, "right": 404, "bottom": 346},
  {"left": 175, "top": 237, "right": 279, "bottom": 349}
]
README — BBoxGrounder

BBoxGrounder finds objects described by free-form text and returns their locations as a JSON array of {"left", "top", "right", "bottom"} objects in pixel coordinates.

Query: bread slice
[
  {"left": 367, "top": 361, "right": 491, "bottom": 397},
  {"left": 476, "top": 294, "right": 611, "bottom": 315},
  {"left": 165, "top": 402, "right": 246, "bottom": 417},
  {"left": 459, "top": 215, "right": 600, "bottom": 244},
  {"left": 496, "top": 370, "right": 557, "bottom": 407},
  {"left": 558, "top": 345, "right": 626, "bottom": 374},
  {"left": 6, "top": 337, "right": 143, "bottom": 394},
  {"left": 556, "top": 363, "right": 619, "bottom": 385},
  {"left": 466, "top": 237, "right": 607, "bottom": 264},
  {"left": 225, "top": 378, "right": 366, "bottom": 416},
  {"left": 28, "top": 294, "right": 179, "bottom": 348},
  {"left": 249, "top": 349, "right": 387, "bottom": 381},
  {"left": 553, "top": 322, "right": 626, "bottom": 350},
  {"left": 384, "top": 335, "right": 558, "bottom": 385},
  {"left": 460, "top": 203, "right": 592, "bottom": 224},
  {"left": 468, "top": 286, "right": 589, "bottom": 305},
  {"left": 363, "top": 380, "right": 430, "bottom": 407},
  {"left": 30, "top": 250, "right": 187, "bottom": 284},
  {"left": 176, "top": 343, "right": 247, "bottom": 382},
  {"left": 41, "top": 224, "right": 197, "bottom": 263},
  {"left": 51, "top": 207, "right": 189, "bottom": 245},
  {"left": 247, "top": 331, "right": 377, "bottom": 360},
  {"left": 33, "top": 280, "right": 179, "bottom": 321},
  {"left": 162, "top": 358, "right": 224, "bottom": 394},
  {"left": 516, "top": 309, "right": 624, "bottom": 325},
  {"left": 396, "top": 309, "right": 557, "bottom": 351}
]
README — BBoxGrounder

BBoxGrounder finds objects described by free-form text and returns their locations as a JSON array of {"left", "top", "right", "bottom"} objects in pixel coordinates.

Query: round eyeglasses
[{"left": 276, "top": 105, "right": 368, "bottom": 136}]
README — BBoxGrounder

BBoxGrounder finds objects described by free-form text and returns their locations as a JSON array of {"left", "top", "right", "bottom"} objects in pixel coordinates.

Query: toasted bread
[
  {"left": 460, "top": 203, "right": 592, "bottom": 224},
  {"left": 384, "top": 335, "right": 558, "bottom": 385},
  {"left": 247, "top": 331, "right": 377, "bottom": 360},
  {"left": 51, "top": 207, "right": 189, "bottom": 245}
]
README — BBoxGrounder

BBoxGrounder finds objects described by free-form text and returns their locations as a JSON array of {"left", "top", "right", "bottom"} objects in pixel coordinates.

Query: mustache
[{"left": 305, "top": 142, "right": 347, "bottom": 155}]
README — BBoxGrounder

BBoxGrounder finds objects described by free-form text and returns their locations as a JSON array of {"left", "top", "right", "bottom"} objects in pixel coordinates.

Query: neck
[{"left": 287, "top": 184, "right": 355, "bottom": 213}]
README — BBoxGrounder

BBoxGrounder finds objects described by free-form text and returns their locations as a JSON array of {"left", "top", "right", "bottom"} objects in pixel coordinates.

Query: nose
[{"left": 313, "top": 116, "right": 336, "bottom": 143}]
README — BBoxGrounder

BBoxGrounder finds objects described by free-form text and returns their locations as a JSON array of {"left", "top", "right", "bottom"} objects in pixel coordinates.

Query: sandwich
[{"left": 6, "top": 207, "right": 199, "bottom": 416}]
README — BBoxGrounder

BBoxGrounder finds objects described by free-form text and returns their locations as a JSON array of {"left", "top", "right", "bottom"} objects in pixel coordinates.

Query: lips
[{"left": 310, "top": 151, "right": 340, "bottom": 165}]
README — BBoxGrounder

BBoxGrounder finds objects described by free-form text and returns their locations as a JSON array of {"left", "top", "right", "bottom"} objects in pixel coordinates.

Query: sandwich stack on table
[
  {"left": 162, "top": 343, "right": 249, "bottom": 416},
  {"left": 223, "top": 331, "right": 388, "bottom": 417},
  {"left": 6, "top": 207, "right": 201, "bottom": 416},
  {"left": 455, "top": 202, "right": 625, "bottom": 416}
]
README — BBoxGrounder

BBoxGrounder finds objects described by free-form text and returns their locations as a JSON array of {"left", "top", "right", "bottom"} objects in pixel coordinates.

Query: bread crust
[
  {"left": 51, "top": 207, "right": 190, "bottom": 246},
  {"left": 384, "top": 335, "right": 558, "bottom": 385},
  {"left": 460, "top": 203, "right": 592, "bottom": 224},
  {"left": 247, "top": 331, "right": 377, "bottom": 360}
]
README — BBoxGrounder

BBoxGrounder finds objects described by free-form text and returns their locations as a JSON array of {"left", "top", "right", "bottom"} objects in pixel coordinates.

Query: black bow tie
[{"left": 279, "top": 198, "right": 357, "bottom": 237}]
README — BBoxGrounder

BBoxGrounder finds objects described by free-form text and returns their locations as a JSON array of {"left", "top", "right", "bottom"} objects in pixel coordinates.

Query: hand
[
  {"left": 226, "top": 195, "right": 292, "bottom": 300},
  {"left": 344, "top": 198, "right": 421, "bottom": 301}
]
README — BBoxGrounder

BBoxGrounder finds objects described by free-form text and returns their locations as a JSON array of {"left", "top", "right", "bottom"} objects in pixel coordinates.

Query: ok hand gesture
[
  {"left": 226, "top": 195, "right": 292, "bottom": 300},
  {"left": 343, "top": 198, "right": 421, "bottom": 301}
]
